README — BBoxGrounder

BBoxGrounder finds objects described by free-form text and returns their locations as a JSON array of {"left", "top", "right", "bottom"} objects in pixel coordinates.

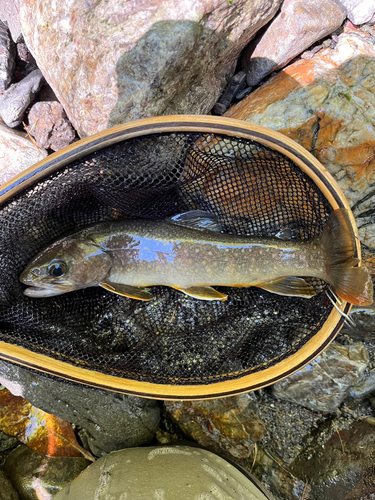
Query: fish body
[{"left": 20, "top": 209, "right": 373, "bottom": 306}]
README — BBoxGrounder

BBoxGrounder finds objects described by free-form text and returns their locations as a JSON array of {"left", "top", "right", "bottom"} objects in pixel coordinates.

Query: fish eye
[{"left": 48, "top": 260, "right": 67, "bottom": 277}]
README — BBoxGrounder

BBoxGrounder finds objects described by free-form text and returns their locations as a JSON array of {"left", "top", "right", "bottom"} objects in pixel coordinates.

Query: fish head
[{"left": 20, "top": 236, "right": 112, "bottom": 297}]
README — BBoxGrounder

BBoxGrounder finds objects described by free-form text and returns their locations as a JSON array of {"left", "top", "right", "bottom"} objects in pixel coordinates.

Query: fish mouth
[{"left": 23, "top": 286, "right": 77, "bottom": 298}]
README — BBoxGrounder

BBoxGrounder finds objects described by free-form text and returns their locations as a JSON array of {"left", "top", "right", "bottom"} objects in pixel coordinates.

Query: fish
[{"left": 20, "top": 208, "right": 373, "bottom": 306}]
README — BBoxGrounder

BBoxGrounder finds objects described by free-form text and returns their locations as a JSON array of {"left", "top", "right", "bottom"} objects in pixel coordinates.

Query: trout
[{"left": 20, "top": 209, "right": 373, "bottom": 306}]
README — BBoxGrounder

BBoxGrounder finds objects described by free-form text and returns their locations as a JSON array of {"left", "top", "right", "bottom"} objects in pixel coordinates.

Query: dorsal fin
[{"left": 167, "top": 211, "right": 225, "bottom": 232}]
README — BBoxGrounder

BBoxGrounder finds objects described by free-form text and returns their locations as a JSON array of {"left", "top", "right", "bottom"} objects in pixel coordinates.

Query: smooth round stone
[{"left": 54, "top": 445, "right": 273, "bottom": 500}]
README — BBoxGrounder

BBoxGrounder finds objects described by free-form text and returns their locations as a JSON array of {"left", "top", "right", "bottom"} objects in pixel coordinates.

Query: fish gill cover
[{"left": 0, "top": 130, "right": 335, "bottom": 392}]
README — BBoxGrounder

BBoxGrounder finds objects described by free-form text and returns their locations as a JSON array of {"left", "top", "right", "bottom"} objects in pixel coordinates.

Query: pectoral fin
[
  {"left": 172, "top": 286, "right": 227, "bottom": 301},
  {"left": 100, "top": 282, "right": 154, "bottom": 301},
  {"left": 257, "top": 277, "right": 316, "bottom": 298}
]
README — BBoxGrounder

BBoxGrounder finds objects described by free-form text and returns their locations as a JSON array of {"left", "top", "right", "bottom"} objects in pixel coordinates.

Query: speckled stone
[
  {"left": 16, "top": 0, "right": 282, "bottom": 137},
  {"left": 54, "top": 445, "right": 274, "bottom": 500}
]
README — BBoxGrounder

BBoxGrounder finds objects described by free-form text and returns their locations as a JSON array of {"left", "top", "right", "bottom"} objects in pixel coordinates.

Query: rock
[
  {"left": 165, "top": 394, "right": 265, "bottom": 460},
  {"left": 272, "top": 342, "right": 369, "bottom": 412},
  {"left": 27, "top": 101, "right": 76, "bottom": 151},
  {"left": 0, "top": 122, "right": 48, "bottom": 186},
  {"left": 0, "top": 359, "right": 161, "bottom": 457},
  {"left": 5, "top": 444, "right": 90, "bottom": 500},
  {"left": 290, "top": 418, "right": 375, "bottom": 499},
  {"left": 17, "top": 0, "right": 282, "bottom": 137},
  {"left": 0, "top": 430, "right": 18, "bottom": 453},
  {"left": 0, "top": 1, "right": 22, "bottom": 42},
  {"left": 338, "top": 0, "right": 375, "bottom": 25},
  {"left": 0, "top": 20, "right": 15, "bottom": 93},
  {"left": 350, "top": 370, "right": 375, "bottom": 400},
  {"left": 341, "top": 300, "right": 375, "bottom": 341},
  {"left": 53, "top": 445, "right": 274, "bottom": 500},
  {"left": 0, "top": 470, "right": 19, "bottom": 500},
  {"left": 226, "top": 28, "right": 375, "bottom": 250},
  {"left": 0, "top": 68, "right": 44, "bottom": 127},
  {"left": 241, "top": 0, "right": 346, "bottom": 86}
]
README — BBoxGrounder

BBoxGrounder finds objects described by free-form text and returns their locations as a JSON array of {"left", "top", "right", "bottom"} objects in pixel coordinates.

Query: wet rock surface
[
  {"left": 0, "top": 122, "right": 48, "bottom": 185},
  {"left": 0, "top": 68, "right": 44, "bottom": 127},
  {"left": 27, "top": 101, "right": 76, "bottom": 151},
  {"left": 290, "top": 418, "right": 375, "bottom": 499},
  {"left": 5, "top": 444, "right": 91, "bottom": 500},
  {"left": 241, "top": 0, "right": 346, "bottom": 87},
  {"left": 165, "top": 394, "right": 265, "bottom": 460},
  {"left": 0, "top": 470, "right": 19, "bottom": 500},
  {"left": 272, "top": 341, "right": 370, "bottom": 412},
  {"left": 0, "top": 360, "right": 161, "bottom": 457}
]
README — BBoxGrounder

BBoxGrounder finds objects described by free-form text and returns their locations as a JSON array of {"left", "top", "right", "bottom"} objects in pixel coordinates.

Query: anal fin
[
  {"left": 257, "top": 277, "right": 316, "bottom": 298},
  {"left": 100, "top": 282, "right": 154, "bottom": 301},
  {"left": 172, "top": 286, "right": 227, "bottom": 301}
]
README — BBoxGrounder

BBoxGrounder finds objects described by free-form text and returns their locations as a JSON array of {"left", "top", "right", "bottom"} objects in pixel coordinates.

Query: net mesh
[{"left": 0, "top": 132, "right": 334, "bottom": 386}]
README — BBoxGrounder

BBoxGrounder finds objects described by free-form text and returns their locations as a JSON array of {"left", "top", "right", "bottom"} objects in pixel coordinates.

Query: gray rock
[
  {"left": 17, "top": 0, "right": 283, "bottom": 137},
  {"left": 0, "top": 470, "right": 19, "bottom": 500},
  {"left": 0, "top": 20, "right": 15, "bottom": 93},
  {"left": 350, "top": 370, "right": 375, "bottom": 400},
  {"left": 0, "top": 122, "right": 48, "bottom": 186},
  {"left": 5, "top": 444, "right": 90, "bottom": 500},
  {"left": 54, "top": 445, "right": 274, "bottom": 500},
  {"left": 27, "top": 101, "right": 76, "bottom": 151},
  {"left": 272, "top": 342, "right": 369, "bottom": 412},
  {"left": 338, "top": 0, "right": 375, "bottom": 24},
  {"left": 241, "top": 0, "right": 346, "bottom": 86},
  {"left": 0, "top": 0, "right": 22, "bottom": 42},
  {"left": 0, "top": 68, "right": 44, "bottom": 127},
  {"left": 0, "top": 359, "right": 161, "bottom": 457}
]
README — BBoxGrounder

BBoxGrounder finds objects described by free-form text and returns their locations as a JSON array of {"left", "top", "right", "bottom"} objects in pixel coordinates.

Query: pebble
[
  {"left": 0, "top": 68, "right": 44, "bottom": 127},
  {"left": 27, "top": 101, "right": 76, "bottom": 151}
]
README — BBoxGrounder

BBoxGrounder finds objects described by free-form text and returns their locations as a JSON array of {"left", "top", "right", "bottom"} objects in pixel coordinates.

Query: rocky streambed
[{"left": 1, "top": 1, "right": 375, "bottom": 499}]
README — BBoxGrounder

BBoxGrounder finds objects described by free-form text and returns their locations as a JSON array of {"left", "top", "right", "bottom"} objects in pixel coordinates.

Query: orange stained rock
[{"left": 0, "top": 386, "right": 94, "bottom": 460}]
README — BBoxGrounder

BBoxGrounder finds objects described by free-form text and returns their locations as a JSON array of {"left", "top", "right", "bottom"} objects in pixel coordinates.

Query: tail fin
[{"left": 322, "top": 209, "right": 373, "bottom": 306}]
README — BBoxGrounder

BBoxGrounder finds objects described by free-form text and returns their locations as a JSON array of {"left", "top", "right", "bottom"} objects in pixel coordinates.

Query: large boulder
[
  {"left": 226, "top": 27, "right": 375, "bottom": 250},
  {"left": 16, "top": 0, "right": 282, "bottom": 137}
]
